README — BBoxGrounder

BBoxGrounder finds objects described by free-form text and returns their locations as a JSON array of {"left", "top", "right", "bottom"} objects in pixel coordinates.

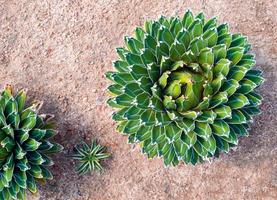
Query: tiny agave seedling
[
  {"left": 106, "top": 10, "right": 264, "bottom": 166},
  {"left": 0, "top": 85, "right": 63, "bottom": 200},
  {"left": 72, "top": 139, "right": 110, "bottom": 175}
]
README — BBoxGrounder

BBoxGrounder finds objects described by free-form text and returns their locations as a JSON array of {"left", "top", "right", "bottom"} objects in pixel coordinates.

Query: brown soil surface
[{"left": 1, "top": 0, "right": 277, "bottom": 199}]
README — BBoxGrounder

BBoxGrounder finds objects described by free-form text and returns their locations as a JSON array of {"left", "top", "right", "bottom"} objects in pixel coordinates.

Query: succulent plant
[
  {"left": 0, "top": 85, "right": 63, "bottom": 200},
  {"left": 72, "top": 139, "right": 110, "bottom": 175},
  {"left": 106, "top": 10, "right": 264, "bottom": 166}
]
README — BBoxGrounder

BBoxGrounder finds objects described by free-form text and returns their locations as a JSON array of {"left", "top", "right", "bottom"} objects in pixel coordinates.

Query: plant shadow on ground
[{"left": 25, "top": 89, "right": 113, "bottom": 199}]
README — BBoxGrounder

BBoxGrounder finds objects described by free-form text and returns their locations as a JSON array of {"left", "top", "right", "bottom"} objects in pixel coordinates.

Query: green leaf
[
  {"left": 124, "top": 36, "right": 143, "bottom": 54},
  {"left": 15, "top": 142, "right": 26, "bottom": 159},
  {"left": 163, "top": 95, "right": 176, "bottom": 110},
  {"left": 203, "top": 27, "right": 218, "bottom": 47},
  {"left": 217, "top": 33, "right": 232, "bottom": 49},
  {"left": 23, "top": 138, "right": 41, "bottom": 151},
  {"left": 135, "top": 92, "right": 150, "bottom": 109},
  {"left": 159, "top": 56, "right": 173, "bottom": 73},
  {"left": 211, "top": 74, "right": 225, "bottom": 94},
  {"left": 158, "top": 26, "right": 174, "bottom": 46},
  {"left": 29, "top": 165, "right": 43, "bottom": 179},
  {"left": 181, "top": 131, "right": 197, "bottom": 147},
  {"left": 188, "top": 18, "right": 203, "bottom": 39},
  {"left": 198, "top": 135, "right": 216, "bottom": 154},
  {"left": 211, "top": 120, "right": 230, "bottom": 137},
  {"left": 26, "top": 174, "right": 37, "bottom": 193},
  {"left": 217, "top": 23, "right": 229, "bottom": 36},
  {"left": 169, "top": 17, "right": 182, "bottom": 37},
  {"left": 179, "top": 111, "right": 200, "bottom": 120},
  {"left": 227, "top": 93, "right": 249, "bottom": 109},
  {"left": 212, "top": 44, "right": 227, "bottom": 62},
  {"left": 136, "top": 126, "right": 151, "bottom": 141},
  {"left": 116, "top": 47, "right": 128, "bottom": 61},
  {"left": 126, "top": 53, "right": 144, "bottom": 66},
  {"left": 141, "top": 109, "right": 156, "bottom": 126},
  {"left": 198, "top": 47, "right": 214, "bottom": 66},
  {"left": 182, "top": 10, "right": 194, "bottom": 28},
  {"left": 27, "top": 151, "right": 45, "bottom": 165},
  {"left": 4, "top": 98, "right": 17, "bottom": 117},
  {"left": 193, "top": 141, "right": 208, "bottom": 158},
  {"left": 230, "top": 34, "right": 246, "bottom": 47},
  {"left": 164, "top": 122, "right": 182, "bottom": 141},
  {"left": 213, "top": 105, "right": 232, "bottom": 119},
  {"left": 176, "top": 119, "right": 195, "bottom": 134},
  {"left": 16, "top": 157, "right": 30, "bottom": 171},
  {"left": 14, "top": 130, "right": 29, "bottom": 144},
  {"left": 246, "top": 92, "right": 262, "bottom": 106},
  {"left": 130, "top": 65, "right": 148, "bottom": 79},
  {"left": 14, "top": 171, "right": 27, "bottom": 189},
  {"left": 221, "top": 128, "right": 238, "bottom": 145},
  {"left": 204, "top": 17, "right": 217, "bottom": 32},
  {"left": 220, "top": 79, "right": 239, "bottom": 96},
  {"left": 6, "top": 113, "right": 20, "bottom": 129},
  {"left": 214, "top": 135, "right": 229, "bottom": 153},
  {"left": 209, "top": 91, "right": 228, "bottom": 108},
  {"left": 123, "top": 120, "right": 140, "bottom": 134},
  {"left": 245, "top": 71, "right": 264, "bottom": 86},
  {"left": 184, "top": 148, "right": 198, "bottom": 165},
  {"left": 176, "top": 29, "right": 191, "bottom": 49},
  {"left": 227, "top": 47, "right": 244, "bottom": 66},
  {"left": 236, "top": 78, "right": 257, "bottom": 94},
  {"left": 122, "top": 106, "right": 141, "bottom": 120},
  {"left": 229, "top": 124, "right": 248, "bottom": 136},
  {"left": 173, "top": 139, "right": 189, "bottom": 158},
  {"left": 196, "top": 110, "right": 217, "bottom": 123},
  {"left": 194, "top": 122, "right": 212, "bottom": 140},
  {"left": 228, "top": 65, "right": 248, "bottom": 81},
  {"left": 42, "top": 142, "right": 63, "bottom": 154},
  {"left": 29, "top": 129, "right": 47, "bottom": 141},
  {"left": 213, "top": 58, "right": 230, "bottom": 76},
  {"left": 115, "top": 94, "right": 133, "bottom": 106},
  {"left": 225, "top": 110, "right": 247, "bottom": 124},
  {"left": 147, "top": 63, "right": 160, "bottom": 82},
  {"left": 241, "top": 106, "right": 260, "bottom": 116},
  {"left": 141, "top": 48, "right": 156, "bottom": 64},
  {"left": 134, "top": 27, "right": 145, "bottom": 42},
  {"left": 165, "top": 80, "right": 181, "bottom": 99},
  {"left": 107, "top": 84, "right": 123, "bottom": 96},
  {"left": 169, "top": 42, "right": 186, "bottom": 61},
  {"left": 190, "top": 37, "right": 207, "bottom": 55},
  {"left": 151, "top": 126, "right": 163, "bottom": 144},
  {"left": 41, "top": 166, "right": 53, "bottom": 180},
  {"left": 144, "top": 34, "right": 157, "bottom": 52}
]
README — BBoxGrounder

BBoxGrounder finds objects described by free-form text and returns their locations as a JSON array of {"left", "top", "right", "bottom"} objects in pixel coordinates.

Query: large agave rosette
[
  {"left": 0, "top": 85, "right": 63, "bottom": 199},
  {"left": 106, "top": 11, "right": 264, "bottom": 166}
]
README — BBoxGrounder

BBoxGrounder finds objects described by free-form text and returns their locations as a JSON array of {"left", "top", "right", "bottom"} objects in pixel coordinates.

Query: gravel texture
[{"left": 0, "top": 0, "right": 277, "bottom": 199}]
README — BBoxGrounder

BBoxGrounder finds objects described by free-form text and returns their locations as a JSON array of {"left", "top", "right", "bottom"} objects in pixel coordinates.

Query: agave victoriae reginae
[
  {"left": 0, "top": 85, "right": 63, "bottom": 199},
  {"left": 106, "top": 11, "right": 264, "bottom": 166},
  {"left": 72, "top": 139, "right": 110, "bottom": 175}
]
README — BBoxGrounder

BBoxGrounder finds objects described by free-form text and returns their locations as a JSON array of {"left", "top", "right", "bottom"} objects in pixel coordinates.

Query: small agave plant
[
  {"left": 0, "top": 85, "right": 63, "bottom": 199},
  {"left": 72, "top": 139, "right": 110, "bottom": 175},
  {"left": 106, "top": 10, "right": 264, "bottom": 166}
]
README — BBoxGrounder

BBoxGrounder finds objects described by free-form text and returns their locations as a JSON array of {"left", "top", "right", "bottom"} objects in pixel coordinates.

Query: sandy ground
[{"left": 0, "top": 0, "right": 277, "bottom": 199}]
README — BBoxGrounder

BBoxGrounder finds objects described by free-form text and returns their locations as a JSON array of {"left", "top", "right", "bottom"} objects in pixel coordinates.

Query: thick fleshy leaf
[
  {"left": 194, "top": 122, "right": 212, "bottom": 140},
  {"left": 225, "top": 110, "right": 247, "bottom": 124},
  {"left": 213, "top": 105, "right": 232, "bottom": 119},
  {"left": 211, "top": 120, "right": 230, "bottom": 137},
  {"left": 227, "top": 93, "right": 249, "bottom": 109},
  {"left": 181, "top": 131, "right": 197, "bottom": 147}
]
